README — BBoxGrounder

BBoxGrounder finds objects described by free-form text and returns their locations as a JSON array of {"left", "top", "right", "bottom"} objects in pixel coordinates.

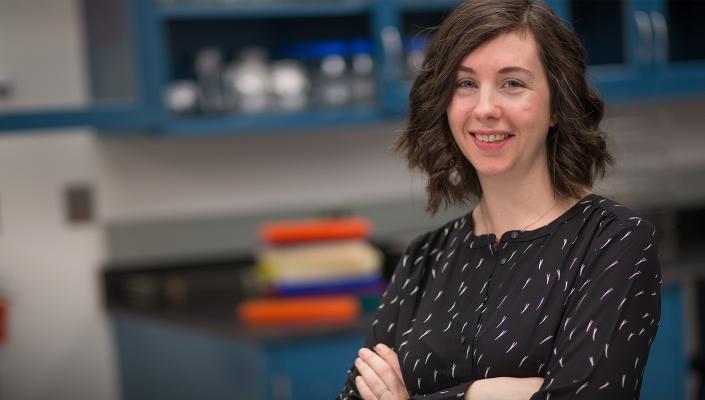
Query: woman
[{"left": 338, "top": 0, "right": 661, "bottom": 399}]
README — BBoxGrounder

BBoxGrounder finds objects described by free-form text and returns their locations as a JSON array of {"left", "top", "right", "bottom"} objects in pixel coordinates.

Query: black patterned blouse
[{"left": 338, "top": 193, "right": 661, "bottom": 400}]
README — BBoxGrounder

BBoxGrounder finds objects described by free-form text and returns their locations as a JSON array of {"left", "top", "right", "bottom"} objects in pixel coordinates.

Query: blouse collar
[{"left": 464, "top": 193, "right": 600, "bottom": 249}]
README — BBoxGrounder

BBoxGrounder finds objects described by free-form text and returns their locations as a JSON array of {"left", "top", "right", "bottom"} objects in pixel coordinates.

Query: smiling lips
[
  {"left": 471, "top": 130, "right": 514, "bottom": 142},
  {"left": 470, "top": 130, "right": 514, "bottom": 151}
]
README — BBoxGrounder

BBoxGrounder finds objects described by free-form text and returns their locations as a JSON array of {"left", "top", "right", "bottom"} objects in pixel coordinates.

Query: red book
[{"left": 259, "top": 217, "right": 371, "bottom": 244}]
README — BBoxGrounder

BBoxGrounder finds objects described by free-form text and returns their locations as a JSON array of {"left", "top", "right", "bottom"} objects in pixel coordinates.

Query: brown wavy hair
[{"left": 393, "top": 0, "right": 614, "bottom": 215}]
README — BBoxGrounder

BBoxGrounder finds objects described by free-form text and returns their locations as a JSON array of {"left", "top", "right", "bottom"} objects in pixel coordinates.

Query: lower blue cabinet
[
  {"left": 112, "top": 314, "right": 365, "bottom": 400},
  {"left": 641, "top": 284, "right": 687, "bottom": 400}
]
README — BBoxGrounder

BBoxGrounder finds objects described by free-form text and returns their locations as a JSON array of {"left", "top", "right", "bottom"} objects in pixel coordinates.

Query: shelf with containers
[
  {"left": 1, "top": 0, "right": 705, "bottom": 134},
  {"left": 154, "top": 0, "right": 391, "bottom": 135},
  {"left": 0, "top": 0, "right": 393, "bottom": 135}
]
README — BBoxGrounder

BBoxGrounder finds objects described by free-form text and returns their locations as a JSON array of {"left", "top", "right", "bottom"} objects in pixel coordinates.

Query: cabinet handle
[
  {"left": 650, "top": 11, "right": 669, "bottom": 64},
  {"left": 381, "top": 25, "right": 403, "bottom": 79},
  {"left": 634, "top": 10, "right": 653, "bottom": 64}
]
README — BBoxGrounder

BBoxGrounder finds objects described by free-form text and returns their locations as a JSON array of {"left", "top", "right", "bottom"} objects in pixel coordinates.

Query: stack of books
[{"left": 236, "top": 217, "right": 384, "bottom": 326}]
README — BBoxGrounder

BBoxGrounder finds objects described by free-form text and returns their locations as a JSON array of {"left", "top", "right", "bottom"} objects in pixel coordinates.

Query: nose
[{"left": 473, "top": 88, "right": 501, "bottom": 121}]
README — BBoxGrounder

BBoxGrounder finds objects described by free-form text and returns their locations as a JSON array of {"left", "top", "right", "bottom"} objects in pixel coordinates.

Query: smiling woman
[
  {"left": 447, "top": 31, "right": 554, "bottom": 179},
  {"left": 337, "top": 1, "right": 661, "bottom": 400}
]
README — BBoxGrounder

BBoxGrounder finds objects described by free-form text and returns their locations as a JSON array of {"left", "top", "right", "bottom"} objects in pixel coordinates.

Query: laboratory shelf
[
  {"left": 161, "top": 107, "right": 383, "bottom": 136},
  {"left": 159, "top": 1, "right": 373, "bottom": 20},
  {"left": 0, "top": 104, "right": 158, "bottom": 133}
]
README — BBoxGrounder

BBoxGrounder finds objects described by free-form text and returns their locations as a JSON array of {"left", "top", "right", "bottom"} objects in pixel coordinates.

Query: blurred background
[{"left": 0, "top": 0, "right": 703, "bottom": 399}]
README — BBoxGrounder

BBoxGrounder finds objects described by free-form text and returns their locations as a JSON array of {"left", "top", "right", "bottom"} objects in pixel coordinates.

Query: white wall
[
  {"left": 0, "top": 131, "right": 118, "bottom": 400},
  {"left": 97, "top": 123, "right": 426, "bottom": 223},
  {"left": 0, "top": 1, "right": 116, "bottom": 399}
]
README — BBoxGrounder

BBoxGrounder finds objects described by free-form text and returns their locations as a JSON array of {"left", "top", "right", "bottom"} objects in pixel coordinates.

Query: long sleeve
[
  {"left": 338, "top": 234, "right": 425, "bottom": 400},
  {"left": 529, "top": 219, "right": 661, "bottom": 399},
  {"left": 337, "top": 229, "right": 478, "bottom": 400}
]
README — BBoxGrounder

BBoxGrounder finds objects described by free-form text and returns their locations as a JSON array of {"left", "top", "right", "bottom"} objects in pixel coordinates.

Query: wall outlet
[
  {"left": 0, "top": 71, "right": 13, "bottom": 101},
  {"left": 64, "top": 183, "right": 94, "bottom": 224}
]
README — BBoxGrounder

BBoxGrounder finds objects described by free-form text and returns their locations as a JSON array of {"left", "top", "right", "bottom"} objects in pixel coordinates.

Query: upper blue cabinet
[
  {"left": 651, "top": 0, "right": 705, "bottom": 97},
  {"left": 0, "top": 0, "right": 159, "bottom": 132},
  {"left": 1, "top": 0, "right": 703, "bottom": 134},
  {"left": 567, "top": 0, "right": 705, "bottom": 102}
]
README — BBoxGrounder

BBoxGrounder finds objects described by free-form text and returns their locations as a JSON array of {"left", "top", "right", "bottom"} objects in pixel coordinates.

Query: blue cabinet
[
  {"left": 2, "top": 0, "right": 704, "bottom": 134},
  {"left": 641, "top": 284, "right": 688, "bottom": 400},
  {"left": 649, "top": 0, "right": 705, "bottom": 98},
  {"left": 567, "top": 0, "right": 705, "bottom": 101},
  {"left": 112, "top": 313, "right": 366, "bottom": 400}
]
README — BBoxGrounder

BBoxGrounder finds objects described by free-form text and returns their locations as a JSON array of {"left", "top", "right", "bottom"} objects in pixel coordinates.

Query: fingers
[
  {"left": 374, "top": 343, "right": 405, "bottom": 385},
  {"left": 355, "top": 375, "right": 378, "bottom": 400},
  {"left": 355, "top": 356, "right": 386, "bottom": 399},
  {"left": 359, "top": 347, "right": 400, "bottom": 389},
  {"left": 358, "top": 346, "right": 408, "bottom": 398}
]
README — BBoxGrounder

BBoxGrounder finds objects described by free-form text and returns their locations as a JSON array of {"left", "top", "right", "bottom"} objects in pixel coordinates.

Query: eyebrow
[{"left": 457, "top": 65, "right": 535, "bottom": 78}]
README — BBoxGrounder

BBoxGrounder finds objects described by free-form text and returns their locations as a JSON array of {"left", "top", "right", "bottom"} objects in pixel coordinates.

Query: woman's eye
[
  {"left": 504, "top": 79, "right": 525, "bottom": 89},
  {"left": 457, "top": 80, "right": 477, "bottom": 89}
]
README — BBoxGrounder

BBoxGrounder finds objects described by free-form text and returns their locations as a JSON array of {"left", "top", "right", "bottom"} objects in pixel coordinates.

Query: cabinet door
[
  {"left": 0, "top": 0, "right": 158, "bottom": 132},
  {"left": 640, "top": 284, "right": 687, "bottom": 400},
  {"left": 649, "top": 0, "right": 705, "bottom": 98},
  {"left": 567, "top": 0, "right": 657, "bottom": 102},
  {"left": 265, "top": 333, "right": 365, "bottom": 400}
]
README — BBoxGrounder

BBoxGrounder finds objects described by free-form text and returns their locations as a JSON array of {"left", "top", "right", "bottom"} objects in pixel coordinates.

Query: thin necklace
[{"left": 479, "top": 196, "right": 562, "bottom": 242}]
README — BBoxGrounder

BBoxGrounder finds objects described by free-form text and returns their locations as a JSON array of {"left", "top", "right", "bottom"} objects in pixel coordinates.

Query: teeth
[{"left": 476, "top": 134, "right": 509, "bottom": 143}]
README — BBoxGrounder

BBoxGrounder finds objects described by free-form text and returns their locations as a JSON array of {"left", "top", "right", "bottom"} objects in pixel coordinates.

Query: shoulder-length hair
[{"left": 393, "top": 0, "right": 614, "bottom": 215}]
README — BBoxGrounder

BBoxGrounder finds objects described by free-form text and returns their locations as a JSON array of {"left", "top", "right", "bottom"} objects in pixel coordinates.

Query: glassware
[
  {"left": 314, "top": 40, "right": 351, "bottom": 108},
  {"left": 349, "top": 38, "right": 375, "bottom": 107},
  {"left": 223, "top": 47, "right": 271, "bottom": 114},
  {"left": 270, "top": 59, "right": 309, "bottom": 112},
  {"left": 194, "top": 46, "right": 225, "bottom": 113},
  {"left": 166, "top": 80, "right": 198, "bottom": 114}
]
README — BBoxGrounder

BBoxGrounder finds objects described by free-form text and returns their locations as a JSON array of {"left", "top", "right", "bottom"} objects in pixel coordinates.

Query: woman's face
[{"left": 447, "top": 30, "right": 554, "bottom": 179}]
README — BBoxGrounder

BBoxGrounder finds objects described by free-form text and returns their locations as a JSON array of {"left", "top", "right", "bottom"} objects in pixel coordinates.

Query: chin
[
  {"left": 473, "top": 161, "right": 513, "bottom": 177},
  {"left": 477, "top": 169, "right": 509, "bottom": 177}
]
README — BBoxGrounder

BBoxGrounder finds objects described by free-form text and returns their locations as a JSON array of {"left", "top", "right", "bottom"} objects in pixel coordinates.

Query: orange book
[
  {"left": 259, "top": 217, "right": 371, "bottom": 244},
  {"left": 236, "top": 295, "right": 360, "bottom": 326}
]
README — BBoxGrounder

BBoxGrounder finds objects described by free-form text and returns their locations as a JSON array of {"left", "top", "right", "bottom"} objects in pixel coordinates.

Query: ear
[{"left": 550, "top": 114, "right": 557, "bottom": 127}]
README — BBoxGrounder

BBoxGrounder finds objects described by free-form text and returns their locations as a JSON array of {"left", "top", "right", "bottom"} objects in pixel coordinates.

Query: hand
[
  {"left": 354, "top": 343, "right": 409, "bottom": 400},
  {"left": 466, "top": 377, "right": 544, "bottom": 400}
]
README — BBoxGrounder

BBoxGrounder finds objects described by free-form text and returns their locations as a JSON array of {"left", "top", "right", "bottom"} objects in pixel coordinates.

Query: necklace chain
[{"left": 479, "top": 196, "right": 562, "bottom": 240}]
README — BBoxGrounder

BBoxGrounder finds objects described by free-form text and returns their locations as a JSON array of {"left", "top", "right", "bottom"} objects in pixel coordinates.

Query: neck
[{"left": 472, "top": 157, "right": 589, "bottom": 238}]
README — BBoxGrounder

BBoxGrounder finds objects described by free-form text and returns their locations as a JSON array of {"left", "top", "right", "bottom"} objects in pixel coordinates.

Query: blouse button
[
  {"left": 510, "top": 231, "right": 519, "bottom": 239},
  {"left": 499, "top": 257, "right": 508, "bottom": 265},
  {"left": 460, "top": 335, "right": 467, "bottom": 344}
]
